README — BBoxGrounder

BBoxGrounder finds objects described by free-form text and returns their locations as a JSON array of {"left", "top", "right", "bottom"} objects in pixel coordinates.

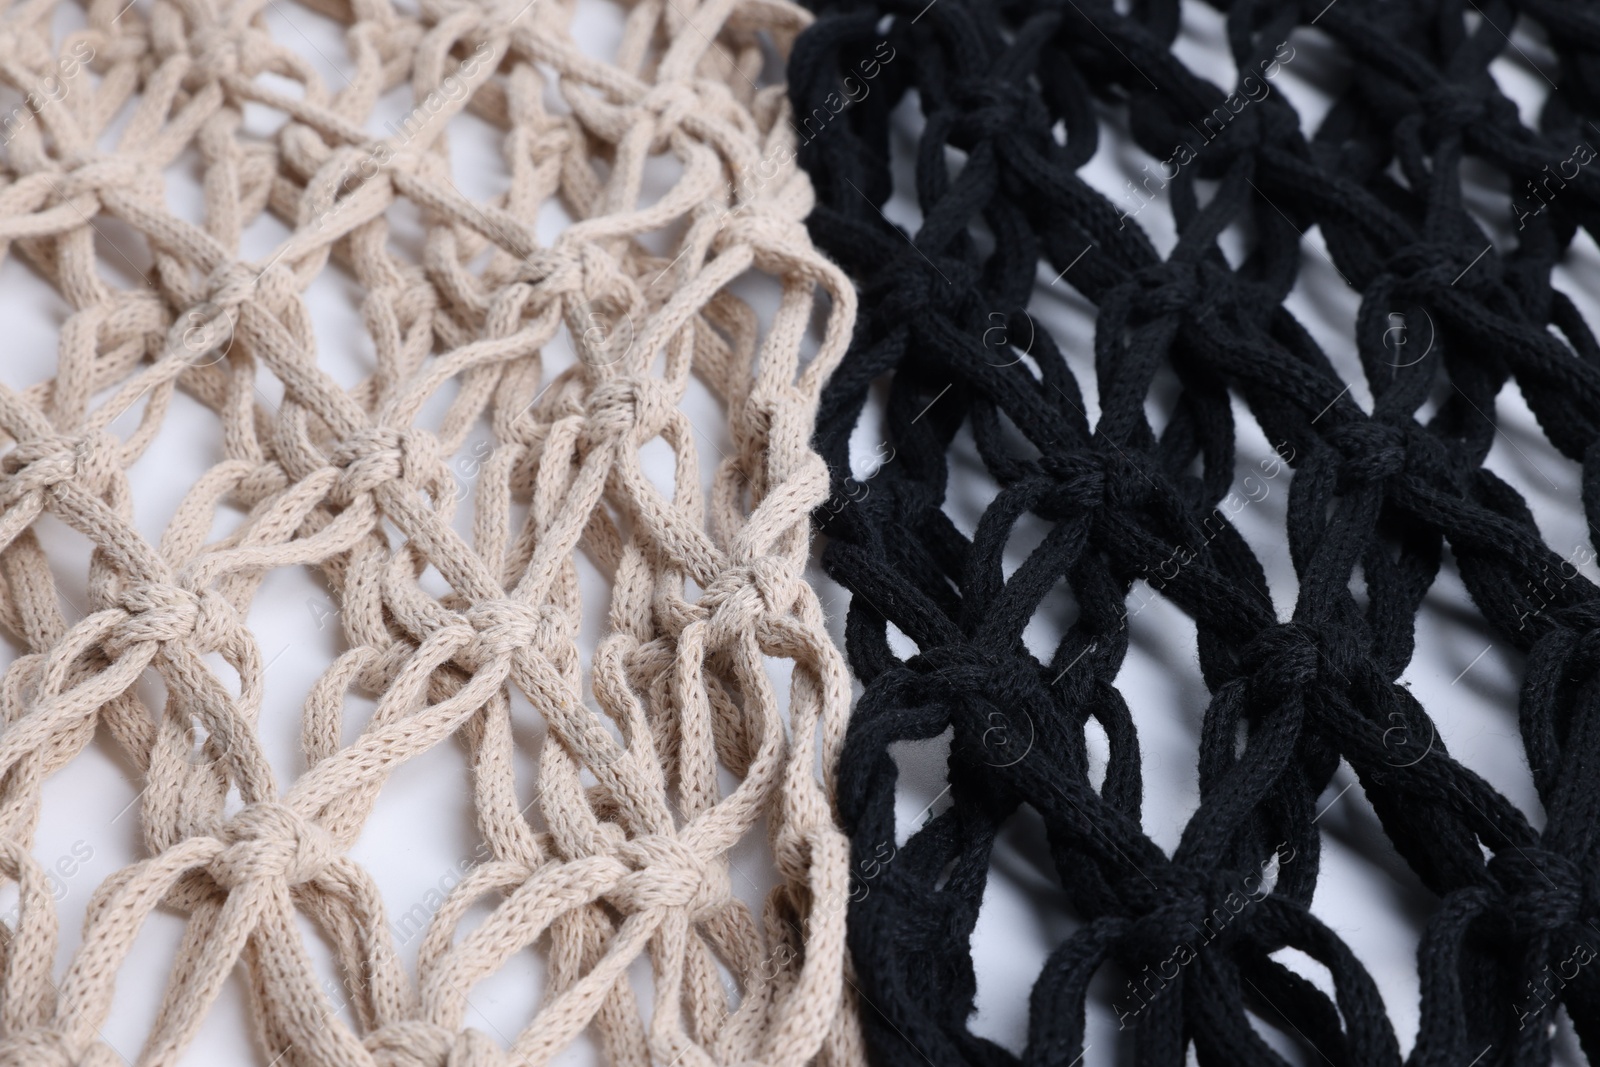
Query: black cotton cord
[{"left": 790, "top": 0, "right": 1600, "bottom": 1064}]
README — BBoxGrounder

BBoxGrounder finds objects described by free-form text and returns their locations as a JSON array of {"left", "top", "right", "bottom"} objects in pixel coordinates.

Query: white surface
[{"left": 0, "top": 0, "right": 1589, "bottom": 1063}]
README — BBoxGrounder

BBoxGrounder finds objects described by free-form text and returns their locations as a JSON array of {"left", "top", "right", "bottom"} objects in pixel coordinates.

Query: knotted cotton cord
[
  {"left": 0, "top": 0, "right": 863, "bottom": 1062},
  {"left": 792, "top": 0, "right": 1600, "bottom": 1063}
]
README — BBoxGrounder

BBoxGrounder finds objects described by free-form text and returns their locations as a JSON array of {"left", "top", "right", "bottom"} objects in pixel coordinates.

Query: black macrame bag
[{"left": 789, "top": 0, "right": 1600, "bottom": 1064}]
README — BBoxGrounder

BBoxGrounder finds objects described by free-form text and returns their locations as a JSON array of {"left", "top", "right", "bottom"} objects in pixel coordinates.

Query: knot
[
  {"left": 1239, "top": 623, "right": 1322, "bottom": 690},
  {"left": 459, "top": 598, "right": 551, "bottom": 668},
  {"left": 1384, "top": 240, "right": 1501, "bottom": 298},
  {"left": 566, "top": 295, "right": 636, "bottom": 369},
  {"left": 565, "top": 79, "right": 724, "bottom": 146},
  {"left": 907, "top": 646, "right": 1045, "bottom": 768},
  {"left": 1489, "top": 848, "right": 1586, "bottom": 935},
  {"left": 1195, "top": 99, "right": 1302, "bottom": 167},
  {"left": 609, "top": 834, "right": 730, "bottom": 919},
  {"left": 365, "top": 1022, "right": 505, "bottom": 1067},
  {"left": 713, "top": 207, "right": 812, "bottom": 262},
  {"left": 203, "top": 259, "right": 295, "bottom": 315},
  {"left": 187, "top": 25, "right": 242, "bottom": 83},
  {"left": 1545, "top": 609, "right": 1600, "bottom": 653},
  {"left": 328, "top": 426, "right": 446, "bottom": 503},
  {"left": 1102, "top": 449, "right": 1165, "bottom": 511},
  {"left": 1109, "top": 858, "right": 1289, "bottom": 979},
  {"left": 875, "top": 258, "right": 976, "bottom": 328},
  {"left": 515, "top": 246, "right": 584, "bottom": 303},
  {"left": 517, "top": 241, "right": 639, "bottom": 364},
  {"left": 1135, "top": 865, "right": 1267, "bottom": 938},
  {"left": 0, "top": 429, "right": 121, "bottom": 508},
  {"left": 1420, "top": 82, "right": 1491, "bottom": 130},
  {"left": 166, "top": 261, "right": 296, "bottom": 369},
  {"left": 637, "top": 82, "right": 707, "bottom": 139},
  {"left": 735, "top": 384, "right": 807, "bottom": 452},
  {"left": 1037, "top": 452, "right": 1109, "bottom": 515},
  {"left": 108, "top": 582, "right": 234, "bottom": 655},
  {"left": 1331, "top": 420, "right": 1408, "bottom": 486},
  {"left": 207, "top": 802, "right": 338, "bottom": 889},
  {"left": 913, "top": 644, "right": 1003, "bottom": 692},
  {"left": 57, "top": 154, "right": 149, "bottom": 202},
  {"left": 949, "top": 78, "right": 1042, "bottom": 141},
  {"left": 0, "top": 1028, "right": 77, "bottom": 1067},
  {"left": 1039, "top": 448, "right": 1156, "bottom": 515},
  {"left": 1118, "top": 260, "right": 1221, "bottom": 325},
  {"left": 699, "top": 557, "right": 800, "bottom": 646},
  {"left": 581, "top": 377, "right": 676, "bottom": 448}
]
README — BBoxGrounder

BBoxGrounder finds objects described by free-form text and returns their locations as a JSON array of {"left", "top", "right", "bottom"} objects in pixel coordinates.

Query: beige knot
[
  {"left": 566, "top": 294, "right": 636, "bottom": 369},
  {"left": 166, "top": 261, "right": 296, "bottom": 370},
  {"left": 364, "top": 1022, "right": 505, "bottom": 1067},
  {"left": 715, "top": 209, "right": 810, "bottom": 257},
  {"left": 737, "top": 384, "right": 811, "bottom": 443},
  {"left": 458, "top": 598, "right": 549, "bottom": 668},
  {"left": 328, "top": 426, "right": 446, "bottom": 504},
  {"left": 608, "top": 834, "right": 729, "bottom": 919},
  {"left": 207, "top": 802, "right": 338, "bottom": 890},
  {"left": 107, "top": 582, "right": 234, "bottom": 655},
  {"left": 514, "top": 246, "right": 583, "bottom": 302},
  {"left": 56, "top": 154, "right": 146, "bottom": 202},
  {"left": 187, "top": 25, "right": 242, "bottom": 83},
  {"left": 203, "top": 258, "right": 296, "bottom": 316},
  {"left": 733, "top": 385, "right": 813, "bottom": 455},
  {"left": 518, "top": 241, "right": 637, "bottom": 330},
  {"left": 0, "top": 1028, "right": 76, "bottom": 1067},
  {"left": 0, "top": 429, "right": 121, "bottom": 509},
  {"left": 700, "top": 557, "right": 798, "bottom": 647},
  {"left": 638, "top": 82, "right": 718, "bottom": 141},
  {"left": 581, "top": 377, "right": 675, "bottom": 449}
]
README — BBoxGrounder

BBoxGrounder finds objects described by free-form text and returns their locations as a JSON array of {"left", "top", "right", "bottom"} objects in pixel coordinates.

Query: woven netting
[
  {"left": 792, "top": 0, "right": 1600, "bottom": 1063},
  {"left": 0, "top": 0, "right": 863, "bottom": 1061}
]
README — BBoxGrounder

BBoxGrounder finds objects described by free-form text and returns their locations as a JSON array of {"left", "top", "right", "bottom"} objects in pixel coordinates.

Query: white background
[{"left": 0, "top": 0, "right": 1592, "bottom": 1063}]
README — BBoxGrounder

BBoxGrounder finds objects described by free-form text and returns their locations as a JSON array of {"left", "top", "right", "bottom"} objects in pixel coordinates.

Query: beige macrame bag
[{"left": 0, "top": 0, "right": 861, "bottom": 1061}]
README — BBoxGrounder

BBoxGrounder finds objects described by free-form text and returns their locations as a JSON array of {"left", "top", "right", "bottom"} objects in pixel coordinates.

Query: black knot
[
  {"left": 1255, "top": 101, "right": 1304, "bottom": 146},
  {"left": 949, "top": 78, "right": 1041, "bottom": 139},
  {"left": 912, "top": 644, "right": 1008, "bottom": 693},
  {"left": 1331, "top": 421, "right": 1408, "bottom": 486},
  {"left": 1128, "top": 261, "right": 1205, "bottom": 318},
  {"left": 1392, "top": 425, "right": 1459, "bottom": 484},
  {"left": 914, "top": 646, "right": 1042, "bottom": 767},
  {"left": 875, "top": 259, "right": 973, "bottom": 328},
  {"left": 1548, "top": 609, "right": 1600, "bottom": 650},
  {"left": 1239, "top": 623, "right": 1321, "bottom": 689},
  {"left": 1418, "top": 83, "right": 1491, "bottom": 129},
  {"left": 1523, "top": 619, "right": 1600, "bottom": 685},
  {"left": 1384, "top": 240, "right": 1501, "bottom": 297},
  {"left": 1036, "top": 453, "right": 1107, "bottom": 516},
  {"left": 1100, "top": 449, "right": 1160, "bottom": 511},
  {"left": 1197, "top": 101, "right": 1302, "bottom": 169},
  {"left": 1121, "top": 865, "right": 1270, "bottom": 951},
  {"left": 1489, "top": 848, "right": 1586, "bottom": 935},
  {"left": 1571, "top": 625, "right": 1600, "bottom": 670}
]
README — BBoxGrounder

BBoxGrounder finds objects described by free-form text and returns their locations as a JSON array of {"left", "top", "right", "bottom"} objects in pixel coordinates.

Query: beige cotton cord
[{"left": 0, "top": 0, "right": 863, "bottom": 1061}]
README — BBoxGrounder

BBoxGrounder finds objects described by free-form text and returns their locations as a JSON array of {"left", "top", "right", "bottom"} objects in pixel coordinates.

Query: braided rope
[
  {"left": 0, "top": 0, "right": 861, "bottom": 1062},
  {"left": 793, "top": 0, "right": 1600, "bottom": 1063}
]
